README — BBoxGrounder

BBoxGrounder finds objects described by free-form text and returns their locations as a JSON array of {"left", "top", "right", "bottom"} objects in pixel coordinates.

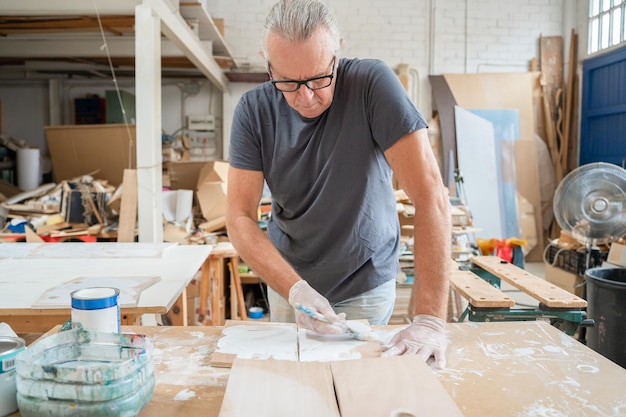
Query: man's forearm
[{"left": 227, "top": 215, "right": 301, "bottom": 299}]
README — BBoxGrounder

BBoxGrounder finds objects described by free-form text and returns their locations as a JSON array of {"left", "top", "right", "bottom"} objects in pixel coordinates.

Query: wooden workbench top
[{"left": 11, "top": 321, "right": 626, "bottom": 417}]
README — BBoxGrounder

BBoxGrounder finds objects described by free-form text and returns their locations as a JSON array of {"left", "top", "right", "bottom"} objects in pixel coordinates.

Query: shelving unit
[{"left": 0, "top": 0, "right": 234, "bottom": 242}]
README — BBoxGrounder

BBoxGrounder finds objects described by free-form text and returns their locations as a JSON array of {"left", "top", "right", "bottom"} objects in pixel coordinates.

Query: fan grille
[{"left": 553, "top": 162, "right": 626, "bottom": 244}]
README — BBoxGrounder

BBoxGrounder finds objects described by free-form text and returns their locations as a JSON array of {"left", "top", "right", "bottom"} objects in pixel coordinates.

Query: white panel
[{"left": 454, "top": 106, "right": 504, "bottom": 240}]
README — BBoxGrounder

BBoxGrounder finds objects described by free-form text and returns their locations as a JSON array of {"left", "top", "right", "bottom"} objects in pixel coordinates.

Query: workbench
[
  {"left": 0, "top": 242, "right": 212, "bottom": 332},
  {"left": 450, "top": 256, "right": 590, "bottom": 335},
  {"left": 11, "top": 320, "right": 626, "bottom": 417}
]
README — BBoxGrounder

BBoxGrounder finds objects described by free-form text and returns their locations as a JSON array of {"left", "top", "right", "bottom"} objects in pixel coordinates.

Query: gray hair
[{"left": 262, "top": 0, "right": 341, "bottom": 58}]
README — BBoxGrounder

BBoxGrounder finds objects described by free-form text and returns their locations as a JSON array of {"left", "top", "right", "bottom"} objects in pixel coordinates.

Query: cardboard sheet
[{"left": 45, "top": 124, "right": 136, "bottom": 187}]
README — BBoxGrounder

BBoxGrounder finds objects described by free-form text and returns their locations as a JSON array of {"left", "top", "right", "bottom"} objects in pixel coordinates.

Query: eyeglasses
[{"left": 269, "top": 56, "right": 336, "bottom": 92}]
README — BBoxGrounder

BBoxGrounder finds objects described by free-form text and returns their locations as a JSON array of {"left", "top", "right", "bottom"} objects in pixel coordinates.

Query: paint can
[
  {"left": 248, "top": 306, "right": 264, "bottom": 319},
  {"left": 71, "top": 287, "right": 121, "bottom": 333},
  {"left": 0, "top": 336, "right": 25, "bottom": 417}
]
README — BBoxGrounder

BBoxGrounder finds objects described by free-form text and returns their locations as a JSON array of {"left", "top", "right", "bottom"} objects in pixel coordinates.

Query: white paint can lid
[{"left": 71, "top": 287, "right": 119, "bottom": 310}]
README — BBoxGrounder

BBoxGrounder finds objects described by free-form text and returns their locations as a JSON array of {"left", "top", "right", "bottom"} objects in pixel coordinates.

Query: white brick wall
[{"left": 205, "top": 0, "right": 571, "bottom": 117}]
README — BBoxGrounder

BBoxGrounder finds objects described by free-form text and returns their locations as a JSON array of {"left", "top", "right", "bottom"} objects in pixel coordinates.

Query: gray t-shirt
[{"left": 229, "top": 57, "right": 427, "bottom": 303}]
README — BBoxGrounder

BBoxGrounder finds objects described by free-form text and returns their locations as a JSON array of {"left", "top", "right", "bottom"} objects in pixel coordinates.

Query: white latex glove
[
  {"left": 382, "top": 314, "right": 448, "bottom": 369},
  {"left": 288, "top": 280, "right": 345, "bottom": 335}
]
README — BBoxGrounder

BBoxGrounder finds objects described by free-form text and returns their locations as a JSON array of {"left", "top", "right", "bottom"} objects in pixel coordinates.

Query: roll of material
[{"left": 16, "top": 148, "right": 41, "bottom": 191}]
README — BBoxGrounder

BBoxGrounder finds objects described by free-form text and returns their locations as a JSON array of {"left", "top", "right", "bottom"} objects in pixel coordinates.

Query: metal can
[
  {"left": 0, "top": 336, "right": 25, "bottom": 417},
  {"left": 71, "top": 287, "right": 121, "bottom": 333}
]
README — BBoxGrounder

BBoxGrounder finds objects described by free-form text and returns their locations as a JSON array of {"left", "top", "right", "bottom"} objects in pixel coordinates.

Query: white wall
[{"left": 206, "top": 0, "right": 577, "bottom": 118}]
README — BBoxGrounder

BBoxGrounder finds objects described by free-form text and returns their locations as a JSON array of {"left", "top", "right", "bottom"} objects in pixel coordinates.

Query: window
[{"left": 589, "top": 0, "right": 626, "bottom": 53}]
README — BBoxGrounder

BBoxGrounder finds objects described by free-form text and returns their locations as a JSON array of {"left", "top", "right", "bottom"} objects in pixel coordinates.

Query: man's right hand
[{"left": 288, "top": 281, "right": 344, "bottom": 335}]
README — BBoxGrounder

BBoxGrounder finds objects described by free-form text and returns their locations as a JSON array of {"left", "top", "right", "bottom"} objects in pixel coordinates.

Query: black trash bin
[{"left": 585, "top": 267, "right": 626, "bottom": 368}]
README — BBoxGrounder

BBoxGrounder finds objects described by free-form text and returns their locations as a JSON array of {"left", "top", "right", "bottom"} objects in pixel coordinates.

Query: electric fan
[{"left": 553, "top": 162, "right": 626, "bottom": 247}]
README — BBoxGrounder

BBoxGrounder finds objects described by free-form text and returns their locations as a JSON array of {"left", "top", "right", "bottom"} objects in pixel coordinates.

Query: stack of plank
[
  {"left": 537, "top": 29, "right": 579, "bottom": 239},
  {"left": 538, "top": 29, "right": 579, "bottom": 186}
]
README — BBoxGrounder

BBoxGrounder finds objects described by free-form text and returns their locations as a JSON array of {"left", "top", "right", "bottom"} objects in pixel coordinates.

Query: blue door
[{"left": 580, "top": 44, "right": 626, "bottom": 167}]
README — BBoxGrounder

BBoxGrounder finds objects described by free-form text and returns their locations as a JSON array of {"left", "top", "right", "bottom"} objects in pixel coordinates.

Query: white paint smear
[
  {"left": 152, "top": 333, "right": 229, "bottom": 387},
  {"left": 216, "top": 325, "right": 298, "bottom": 361},
  {"left": 298, "top": 330, "right": 365, "bottom": 362},
  {"left": 173, "top": 388, "right": 196, "bottom": 401}
]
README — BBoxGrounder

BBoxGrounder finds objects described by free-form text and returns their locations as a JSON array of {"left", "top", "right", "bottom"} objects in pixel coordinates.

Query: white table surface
[{"left": 0, "top": 242, "right": 212, "bottom": 314}]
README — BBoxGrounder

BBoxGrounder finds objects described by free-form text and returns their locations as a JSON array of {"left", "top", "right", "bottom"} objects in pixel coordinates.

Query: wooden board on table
[
  {"left": 210, "top": 320, "right": 382, "bottom": 367},
  {"left": 471, "top": 256, "right": 587, "bottom": 308},
  {"left": 32, "top": 275, "right": 161, "bottom": 308},
  {"left": 219, "top": 358, "right": 340, "bottom": 417},
  {"left": 449, "top": 260, "right": 514, "bottom": 308},
  {"left": 331, "top": 355, "right": 465, "bottom": 417},
  {"left": 26, "top": 242, "right": 176, "bottom": 258}
]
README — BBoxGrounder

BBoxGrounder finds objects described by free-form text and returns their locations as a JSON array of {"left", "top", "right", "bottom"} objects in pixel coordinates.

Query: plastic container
[
  {"left": 585, "top": 267, "right": 626, "bottom": 368},
  {"left": 0, "top": 336, "right": 25, "bottom": 417},
  {"left": 71, "top": 287, "right": 120, "bottom": 333},
  {"left": 15, "top": 329, "right": 154, "bottom": 417},
  {"left": 248, "top": 307, "right": 264, "bottom": 319}
]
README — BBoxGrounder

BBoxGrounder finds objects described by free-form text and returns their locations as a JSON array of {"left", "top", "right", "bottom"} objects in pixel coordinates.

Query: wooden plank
[
  {"left": 211, "top": 320, "right": 382, "bottom": 367},
  {"left": 164, "top": 288, "right": 188, "bottom": 326},
  {"left": 219, "top": 358, "right": 340, "bottom": 417},
  {"left": 471, "top": 256, "right": 587, "bottom": 308},
  {"left": 540, "top": 35, "right": 564, "bottom": 122},
  {"left": 24, "top": 226, "right": 44, "bottom": 243},
  {"left": 561, "top": 29, "right": 578, "bottom": 173},
  {"left": 429, "top": 75, "right": 458, "bottom": 188},
  {"left": 117, "top": 169, "right": 138, "bottom": 242},
  {"left": 228, "top": 257, "right": 247, "bottom": 320},
  {"left": 331, "top": 356, "right": 464, "bottom": 417},
  {"left": 1, "top": 313, "right": 69, "bottom": 333},
  {"left": 449, "top": 260, "right": 514, "bottom": 308}
]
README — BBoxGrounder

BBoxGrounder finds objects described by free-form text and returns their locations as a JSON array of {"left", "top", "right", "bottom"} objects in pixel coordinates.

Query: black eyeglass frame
[{"left": 268, "top": 55, "right": 337, "bottom": 92}]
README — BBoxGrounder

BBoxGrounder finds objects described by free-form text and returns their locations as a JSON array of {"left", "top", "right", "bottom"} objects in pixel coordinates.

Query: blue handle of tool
[{"left": 295, "top": 303, "right": 328, "bottom": 322}]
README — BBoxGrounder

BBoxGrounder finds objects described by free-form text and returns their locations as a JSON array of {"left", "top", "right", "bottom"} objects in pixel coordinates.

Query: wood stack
[
  {"left": 539, "top": 29, "right": 579, "bottom": 237},
  {"left": 539, "top": 29, "right": 579, "bottom": 182}
]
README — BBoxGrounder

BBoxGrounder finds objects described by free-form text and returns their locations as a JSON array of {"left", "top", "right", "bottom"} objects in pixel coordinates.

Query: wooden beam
[
  {"left": 135, "top": 3, "right": 163, "bottom": 243},
  {"left": 449, "top": 259, "right": 515, "bottom": 308},
  {"left": 0, "top": 0, "right": 140, "bottom": 16},
  {"left": 146, "top": 0, "right": 228, "bottom": 91},
  {"left": 471, "top": 256, "right": 587, "bottom": 308}
]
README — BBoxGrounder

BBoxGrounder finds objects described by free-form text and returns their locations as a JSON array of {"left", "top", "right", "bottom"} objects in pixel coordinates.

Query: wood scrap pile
[{"left": 0, "top": 175, "right": 117, "bottom": 242}]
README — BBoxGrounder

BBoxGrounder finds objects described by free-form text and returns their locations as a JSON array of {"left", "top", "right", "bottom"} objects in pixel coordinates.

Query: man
[{"left": 225, "top": 0, "right": 451, "bottom": 368}]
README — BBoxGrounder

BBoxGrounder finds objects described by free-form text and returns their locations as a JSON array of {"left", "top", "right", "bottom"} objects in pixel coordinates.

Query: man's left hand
[{"left": 381, "top": 314, "right": 447, "bottom": 369}]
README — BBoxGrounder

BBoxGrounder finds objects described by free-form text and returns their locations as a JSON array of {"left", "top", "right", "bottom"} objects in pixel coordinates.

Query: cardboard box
[
  {"left": 197, "top": 160, "right": 229, "bottom": 183},
  {"left": 45, "top": 124, "right": 136, "bottom": 186},
  {"left": 607, "top": 242, "right": 626, "bottom": 268},
  {"left": 196, "top": 160, "right": 229, "bottom": 222},
  {"left": 60, "top": 181, "right": 107, "bottom": 225},
  {"left": 167, "top": 160, "right": 207, "bottom": 190},
  {"left": 544, "top": 263, "right": 584, "bottom": 298}
]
